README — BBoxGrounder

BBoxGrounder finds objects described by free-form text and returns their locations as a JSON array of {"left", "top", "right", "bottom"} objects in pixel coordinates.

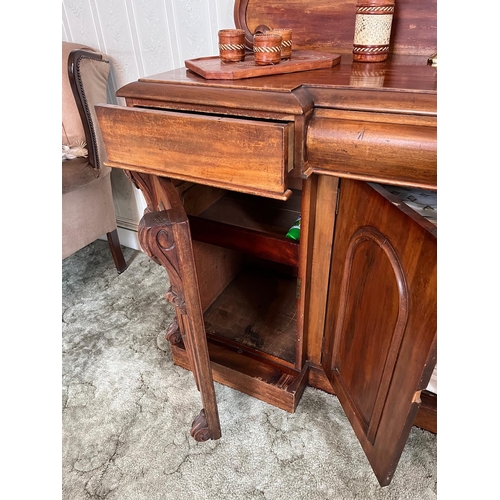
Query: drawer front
[
  {"left": 306, "top": 115, "right": 437, "bottom": 189},
  {"left": 96, "top": 105, "right": 294, "bottom": 199}
]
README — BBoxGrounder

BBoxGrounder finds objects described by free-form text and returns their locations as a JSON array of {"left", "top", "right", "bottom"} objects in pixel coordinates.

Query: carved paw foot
[{"left": 190, "top": 409, "right": 212, "bottom": 442}]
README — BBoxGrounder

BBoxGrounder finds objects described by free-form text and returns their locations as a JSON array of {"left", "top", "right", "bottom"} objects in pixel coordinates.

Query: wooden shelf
[
  {"left": 170, "top": 263, "right": 304, "bottom": 412},
  {"left": 203, "top": 265, "right": 297, "bottom": 365},
  {"left": 188, "top": 190, "right": 301, "bottom": 267},
  {"left": 171, "top": 336, "right": 308, "bottom": 413}
]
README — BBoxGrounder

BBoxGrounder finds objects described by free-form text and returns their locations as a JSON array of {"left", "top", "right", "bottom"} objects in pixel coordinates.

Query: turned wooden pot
[
  {"left": 268, "top": 28, "right": 293, "bottom": 59},
  {"left": 218, "top": 29, "right": 246, "bottom": 62},
  {"left": 253, "top": 33, "right": 282, "bottom": 66}
]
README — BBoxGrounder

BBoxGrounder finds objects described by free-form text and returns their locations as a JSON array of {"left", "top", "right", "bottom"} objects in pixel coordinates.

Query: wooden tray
[{"left": 185, "top": 50, "right": 341, "bottom": 80}]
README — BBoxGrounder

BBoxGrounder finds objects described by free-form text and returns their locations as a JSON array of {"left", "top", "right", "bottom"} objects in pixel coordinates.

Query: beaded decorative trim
[
  {"left": 75, "top": 55, "right": 108, "bottom": 170},
  {"left": 356, "top": 6, "right": 394, "bottom": 14},
  {"left": 253, "top": 46, "right": 282, "bottom": 53},
  {"left": 351, "top": 70, "right": 386, "bottom": 76},
  {"left": 219, "top": 44, "right": 245, "bottom": 51},
  {"left": 353, "top": 45, "right": 390, "bottom": 53}
]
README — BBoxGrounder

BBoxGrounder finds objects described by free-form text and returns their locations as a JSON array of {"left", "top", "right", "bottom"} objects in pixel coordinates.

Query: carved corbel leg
[
  {"left": 137, "top": 179, "right": 221, "bottom": 442},
  {"left": 165, "top": 316, "right": 182, "bottom": 345}
]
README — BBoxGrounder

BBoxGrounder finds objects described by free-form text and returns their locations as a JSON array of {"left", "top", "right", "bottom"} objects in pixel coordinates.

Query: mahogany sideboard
[{"left": 95, "top": 0, "right": 437, "bottom": 487}]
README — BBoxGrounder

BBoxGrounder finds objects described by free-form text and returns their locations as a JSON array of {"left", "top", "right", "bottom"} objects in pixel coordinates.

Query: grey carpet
[{"left": 62, "top": 240, "right": 437, "bottom": 500}]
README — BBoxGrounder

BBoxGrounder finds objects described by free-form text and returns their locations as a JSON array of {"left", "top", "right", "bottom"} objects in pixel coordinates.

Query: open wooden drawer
[{"left": 96, "top": 105, "right": 295, "bottom": 200}]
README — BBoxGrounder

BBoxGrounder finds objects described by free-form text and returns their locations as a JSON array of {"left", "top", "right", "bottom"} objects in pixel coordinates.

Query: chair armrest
[{"left": 67, "top": 48, "right": 110, "bottom": 170}]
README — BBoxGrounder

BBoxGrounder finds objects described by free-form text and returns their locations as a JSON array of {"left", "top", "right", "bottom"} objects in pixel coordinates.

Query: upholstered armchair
[{"left": 62, "top": 42, "right": 126, "bottom": 273}]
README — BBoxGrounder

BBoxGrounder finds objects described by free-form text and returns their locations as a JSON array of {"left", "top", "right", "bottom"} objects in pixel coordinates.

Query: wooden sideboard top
[
  {"left": 112, "top": 2, "right": 437, "bottom": 189},
  {"left": 117, "top": 0, "right": 436, "bottom": 117},
  {"left": 117, "top": 54, "right": 436, "bottom": 118},
  {"left": 133, "top": 54, "right": 436, "bottom": 93},
  {"left": 118, "top": 0, "right": 437, "bottom": 114}
]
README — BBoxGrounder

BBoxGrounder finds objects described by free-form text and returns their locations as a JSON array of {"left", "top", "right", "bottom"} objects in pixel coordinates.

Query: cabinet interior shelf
[
  {"left": 169, "top": 263, "right": 303, "bottom": 410},
  {"left": 204, "top": 265, "right": 297, "bottom": 365},
  {"left": 188, "top": 190, "right": 301, "bottom": 267},
  {"left": 184, "top": 188, "right": 301, "bottom": 370}
]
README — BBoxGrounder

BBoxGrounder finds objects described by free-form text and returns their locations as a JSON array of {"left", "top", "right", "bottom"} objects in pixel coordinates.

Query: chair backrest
[{"left": 62, "top": 42, "right": 110, "bottom": 170}]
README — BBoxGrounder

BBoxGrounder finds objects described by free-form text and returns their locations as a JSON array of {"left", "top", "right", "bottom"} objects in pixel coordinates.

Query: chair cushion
[{"left": 62, "top": 158, "right": 100, "bottom": 195}]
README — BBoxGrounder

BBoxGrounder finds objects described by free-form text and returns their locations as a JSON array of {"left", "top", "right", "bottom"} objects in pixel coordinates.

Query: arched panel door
[{"left": 322, "top": 179, "right": 436, "bottom": 486}]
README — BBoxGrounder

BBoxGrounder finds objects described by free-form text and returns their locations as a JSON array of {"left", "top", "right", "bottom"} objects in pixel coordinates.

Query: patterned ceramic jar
[{"left": 353, "top": 0, "right": 395, "bottom": 62}]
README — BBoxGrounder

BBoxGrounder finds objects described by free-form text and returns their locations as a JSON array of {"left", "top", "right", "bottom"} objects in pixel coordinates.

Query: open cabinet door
[{"left": 322, "top": 178, "right": 437, "bottom": 486}]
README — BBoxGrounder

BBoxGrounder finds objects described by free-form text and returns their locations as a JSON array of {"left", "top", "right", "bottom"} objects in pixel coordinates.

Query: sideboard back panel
[{"left": 235, "top": 0, "right": 437, "bottom": 56}]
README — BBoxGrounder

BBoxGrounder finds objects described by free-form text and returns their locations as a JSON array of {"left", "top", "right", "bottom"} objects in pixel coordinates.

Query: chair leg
[{"left": 106, "top": 229, "right": 127, "bottom": 274}]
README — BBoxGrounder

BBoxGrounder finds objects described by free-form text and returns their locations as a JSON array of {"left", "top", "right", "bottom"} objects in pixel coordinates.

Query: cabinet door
[{"left": 322, "top": 179, "right": 437, "bottom": 486}]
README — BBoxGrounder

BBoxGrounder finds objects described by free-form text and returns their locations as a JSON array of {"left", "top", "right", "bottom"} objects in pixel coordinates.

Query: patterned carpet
[{"left": 62, "top": 240, "right": 437, "bottom": 500}]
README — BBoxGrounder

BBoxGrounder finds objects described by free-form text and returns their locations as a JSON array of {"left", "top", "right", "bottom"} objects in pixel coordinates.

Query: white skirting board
[
  {"left": 99, "top": 226, "right": 142, "bottom": 251},
  {"left": 116, "top": 225, "right": 141, "bottom": 251},
  {"left": 426, "top": 365, "right": 437, "bottom": 394}
]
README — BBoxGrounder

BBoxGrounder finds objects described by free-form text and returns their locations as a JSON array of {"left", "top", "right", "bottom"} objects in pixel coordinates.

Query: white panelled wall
[{"left": 62, "top": 0, "right": 236, "bottom": 250}]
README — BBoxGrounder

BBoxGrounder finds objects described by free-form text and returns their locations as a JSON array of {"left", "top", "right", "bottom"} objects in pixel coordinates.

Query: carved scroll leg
[
  {"left": 172, "top": 214, "right": 222, "bottom": 441},
  {"left": 138, "top": 183, "right": 221, "bottom": 441},
  {"left": 165, "top": 305, "right": 201, "bottom": 393}
]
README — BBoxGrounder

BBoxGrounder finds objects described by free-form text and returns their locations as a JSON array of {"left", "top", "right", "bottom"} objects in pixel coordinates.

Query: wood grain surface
[{"left": 185, "top": 50, "right": 341, "bottom": 79}]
